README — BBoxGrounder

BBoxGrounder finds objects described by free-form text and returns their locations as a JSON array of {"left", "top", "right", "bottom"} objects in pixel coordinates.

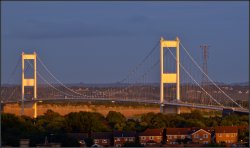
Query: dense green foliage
[
  {"left": 64, "top": 111, "right": 110, "bottom": 133},
  {"left": 106, "top": 111, "right": 126, "bottom": 131},
  {"left": 1, "top": 110, "right": 249, "bottom": 147}
]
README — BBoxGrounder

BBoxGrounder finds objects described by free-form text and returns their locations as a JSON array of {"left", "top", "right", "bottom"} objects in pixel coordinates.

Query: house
[
  {"left": 20, "top": 139, "right": 30, "bottom": 147},
  {"left": 36, "top": 136, "right": 61, "bottom": 147},
  {"left": 166, "top": 128, "right": 191, "bottom": 144},
  {"left": 191, "top": 129, "right": 211, "bottom": 144},
  {"left": 215, "top": 126, "right": 238, "bottom": 144},
  {"left": 113, "top": 131, "right": 136, "bottom": 147},
  {"left": 203, "top": 127, "right": 215, "bottom": 143},
  {"left": 92, "top": 132, "right": 113, "bottom": 147},
  {"left": 138, "top": 128, "right": 163, "bottom": 146},
  {"left": 67, "top": 133, "right": 88, "bottom": 146}
]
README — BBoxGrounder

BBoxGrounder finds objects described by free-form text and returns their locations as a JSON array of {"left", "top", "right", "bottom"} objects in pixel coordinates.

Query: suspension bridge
[{"left": 1, "top": 36, "right": 249, "bottom": 118}]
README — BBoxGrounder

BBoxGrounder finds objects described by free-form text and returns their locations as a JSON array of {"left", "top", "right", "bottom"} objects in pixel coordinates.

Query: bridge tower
[
  {"left": 160, "top": 37, "right": 180, "bottom": 114},
  {"left": 21, "top": 52, "right": 37, "bottom": 118}
]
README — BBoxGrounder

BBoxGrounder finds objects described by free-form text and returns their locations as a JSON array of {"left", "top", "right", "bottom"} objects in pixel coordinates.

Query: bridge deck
[{"left": 1, "top": 97, "right": 248, "bottom": 114}]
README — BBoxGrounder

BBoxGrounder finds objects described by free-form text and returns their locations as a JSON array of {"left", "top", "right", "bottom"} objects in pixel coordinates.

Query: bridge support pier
[
  {"left": 161, "top": 104, "right": 180, "bottom": 114},
  {"left": 160, "top": 37, "right": 180, "bottom": 114},
  {"left": 1, "top": 103, "right": 4, "bottom": 113},
  {"left": 21, "top": 52, "right": 37, "bottom": 118}
]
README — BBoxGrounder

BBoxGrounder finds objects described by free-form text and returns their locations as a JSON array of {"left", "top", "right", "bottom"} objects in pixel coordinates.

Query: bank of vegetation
[{"left": 1, "top": 110, "right": 248, "bottom": 146}]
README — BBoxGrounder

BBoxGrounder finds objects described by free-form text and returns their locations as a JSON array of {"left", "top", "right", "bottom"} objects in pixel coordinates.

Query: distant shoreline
[{"left": 1, "top": 81, "right": 249, "bottom": 87}]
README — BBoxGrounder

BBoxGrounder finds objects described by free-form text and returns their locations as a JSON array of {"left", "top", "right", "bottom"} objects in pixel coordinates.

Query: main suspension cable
[
  {"left": 166, "top": 46, "right": 223, "bottom": 107},
  {"left": 180, "top": 42, "right": 244, "bottom": 109}
]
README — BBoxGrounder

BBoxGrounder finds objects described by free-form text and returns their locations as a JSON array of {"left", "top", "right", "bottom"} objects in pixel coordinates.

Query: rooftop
[
  {"left": 215, "top": 126, "right": 238, "bottom": 133},
  {"left": 92, "top": 132, "right": 113, "bottom": 139},
  {"left": 139, "top": 128, "right": 163, "bottom": 136},
  {"left": 113, "top": 131, "right": 136, "bottom": 137},
  {"left": 167, "top": 128, "right": 191, "bottom": 135}
]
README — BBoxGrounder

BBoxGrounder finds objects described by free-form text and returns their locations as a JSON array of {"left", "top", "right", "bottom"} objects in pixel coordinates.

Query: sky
[{"left": 1, "top": 1, "right": 249, "bottom": 84}]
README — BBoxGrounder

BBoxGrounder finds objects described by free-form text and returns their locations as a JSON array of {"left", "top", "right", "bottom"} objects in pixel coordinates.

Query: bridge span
[
  {"left": 1, "top": 97, "right": 248, "bottom": 114},
  {"left": 1, "top": 36, "right": 249, "bottom": 118}
]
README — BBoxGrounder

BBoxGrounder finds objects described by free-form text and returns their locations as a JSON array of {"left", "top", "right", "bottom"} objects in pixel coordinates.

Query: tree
[
  {"left": 189, "top": 110, "right": 203, "bottom": 120},
  {"left": 141, "top": 112, "right": 166, "bottom": 128},
  {"left": 124, "top": 119, "right": 136, "bottom": 131},
  {"left": 106, "top": 111, "right": 126, "bottom": 130},
  {"left": 35, "top": 109, "right": 65, "bottom": 133},
  {"left": 186, "top": 119, "right": 205, "bottom": 128},
  {"left": 64, "top": 111, "right": 110, "bottom": 133},
  {"left": 238, "top": 129, "right": 249, "bottom": 144},
  {"left": 1, "top": 113, "right": 28, "bottom": 146},
  {"left": 90, "top": 112, "right": 111, "bottom": 132},
  {"left": 171, "top": 115, "right": 185, "bottom": 127},
  {"left": 151, "top": 113, "right": 166, "bottom": 128},
  {"left": 137, "top": 121, "right": 148, "bottom": 132},
  {"left": 141, "top": 112, "right": 155, "bottom": 127}
]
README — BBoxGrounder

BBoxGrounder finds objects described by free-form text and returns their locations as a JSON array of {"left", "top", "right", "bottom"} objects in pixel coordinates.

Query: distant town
[{"left": 2, "top": 83, "right": 249, "bottom": 107}]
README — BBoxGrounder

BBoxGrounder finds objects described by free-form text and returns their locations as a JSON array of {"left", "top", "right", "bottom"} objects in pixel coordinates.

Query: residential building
[
  {"left": 191, "top": 129, "right": 211, "bottom": 144},
  {"left": 215, "top": 126, "right": 238, "bottom": 144},
  {"left": 92, "top": 132, "right": 113, "bottom": 147},
  {"left": 166, "top": 128, "right": 191, "bottom": 144},
  {"left": 66, "top": 133, "right": 88, "bottom": 146},
  {"left": 20, "top": 139, "right": 30, "bottom": 147},
  {"left": 113, "top": 131, "right": 136, "bottom": 147},
  {"left": 138, "top": 128, "right": 163, "bottom": 146}
]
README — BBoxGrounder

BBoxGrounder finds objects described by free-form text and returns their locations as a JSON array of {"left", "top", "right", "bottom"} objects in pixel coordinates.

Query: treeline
[{"left": 1, "top": 110, "right": 249, "bottom": 146}]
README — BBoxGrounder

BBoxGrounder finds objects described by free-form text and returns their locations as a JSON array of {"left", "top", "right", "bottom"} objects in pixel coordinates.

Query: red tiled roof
[
  {"left": 92, "top": 132, "right": 113, "bottom": 139},
  {"left": 67, "top": 133, "right": 89, "bottom": 140},
  {"left": 139, "top": 128, "right": 163, "bottom": 136},
  {"left": 215, "top": 126, "right": 238, "bottom": 133},
  {"left": 192, "top": 127, "right": 214, "bottom": 131},
  {"left": 166, "top": 128, "right": 191, "bottom": 135},
  {"left": 191, "top": 129, "right": 211, "bottom": 135},
  {"left": 113, "top": 131, "right": 136, "bottom": 137},
  {"left": 190, "top": 127, "right": 214, "bottom": 134}
]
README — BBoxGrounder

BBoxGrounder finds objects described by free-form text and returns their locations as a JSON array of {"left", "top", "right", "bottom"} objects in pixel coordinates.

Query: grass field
[{"left": 3, "top": 101, "right": 160, "bottom": 118}]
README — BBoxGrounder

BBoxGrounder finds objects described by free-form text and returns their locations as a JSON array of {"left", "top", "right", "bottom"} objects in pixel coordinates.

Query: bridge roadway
[{"left": 1, "top": 97, "right": 249, "bottom": 114}]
